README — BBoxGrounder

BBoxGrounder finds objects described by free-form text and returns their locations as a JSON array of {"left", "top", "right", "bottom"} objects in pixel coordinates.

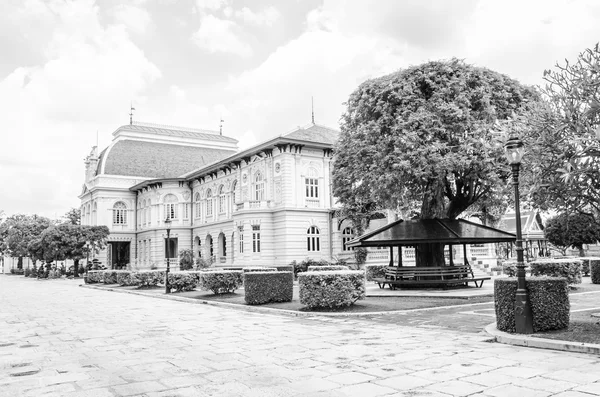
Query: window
[
  {"left": 146, "top": 200, "right": 151, "bottom": 224},
  {"left": 305, "top": 168, "right": 319, "bottom": 198},
  {"left": 164, "top": 194, "right": 178, "bottom": 220},
  {"left": 238, "top": 226, "right": 244, "bottom": 253},
  {"left": 307, "top": 226, "right": 320, "bottom": 251},
  {"left": 113, "top": 202, "right": 127, "bottom": 225},
  {"left": 342, "top": 227, "right": 355, "bottom": 251},
  {"left": 141, "top": 200, "right": 146, "bottom": 224},
  {"left": 206, "top": 189, "right": 213, "bottom": 216},
  {"left": 252, "top": 225, "right": 261, "bottom": 253},
  {"left": 218, "top": 185, "right": 226, "bottom": 214},
  {"left": 254, "top": 172, "right": 265, "bottom": 201},
  {"left": 231, "top": 180, "right": 237, "bottom": 204},
  {"left": 195, "top": 192, "right": 201, "bottom": 218},
  {"left": 183, "top": 203, "right": 189, "bottom": 219}
]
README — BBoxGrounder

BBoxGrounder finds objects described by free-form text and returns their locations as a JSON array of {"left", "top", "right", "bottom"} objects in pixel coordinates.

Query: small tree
[
  {"left": 545, "top": 213, "right": 600, "bottom": 256},
  {"left": 179, "top": 249, "right": 194, "bottom": 270},
  {"left": 0, "top": 214, "right": 53, "bottom": 269}
]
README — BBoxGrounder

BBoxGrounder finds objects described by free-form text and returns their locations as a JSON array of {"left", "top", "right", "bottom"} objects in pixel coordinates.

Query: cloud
[
  {"left": 110, "top": 4, "right": 153, "bottom": 35},
  {"left": 195, "top": 0, "right": 227, "bottom": 13},
  {"left": 235, "top": 6, "right": 280, "bottom": 27},
  {"left": 192, "top": 15, "right": 252, "bottom": 57}
]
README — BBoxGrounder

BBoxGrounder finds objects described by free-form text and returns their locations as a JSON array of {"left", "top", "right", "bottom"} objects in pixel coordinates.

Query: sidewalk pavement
[{"left": 1, "top": 275, "right": 600, "bottom": 397}]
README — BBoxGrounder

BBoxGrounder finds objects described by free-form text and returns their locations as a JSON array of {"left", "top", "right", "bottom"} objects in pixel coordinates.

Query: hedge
[
  {"left": 298, "top": 271, "right": 365, "bottom": 309},
  {"left": 197, "top": 270, "right": 243, "bottom": 294},
  {"left": 581, "top": 257, "right": 600, "bottom": 278},
  {"left": 307, "top": 265, "right": 349, "bottom": 271},
  {"left": 134, "top": 270, "right": 165, "bottom": 287},
  {"left": 365, "top": 264, "right": 387, "bottom": 281},
  {"left": 592, "top": 260, "right": 600, "bottom": 284},
  {"left": 87, "top": 270, "right": 104, "bottom": 284},
  {"left": 529, "top": 259, "right": 582, "bottom": 285},
  {"left": 501, "top": 261, "right": 531, "bottom": 277},
  {"left": 494, "top": 277, "right": 570, "bottom": 333},
  {"left": 167, "top": 272, "right": 199, "bottom": 293},
  {"left": 244, "top": 271, "right": 294, "bottom": 305},
  {"left": 116, "top": 271, "right": 139, "bottom": 286},
  {"left": 243, "top": 267, "right": 278, "bottom": 273},
  {"left": 103, "top": 271, "right": 119, "bottom": 284}
]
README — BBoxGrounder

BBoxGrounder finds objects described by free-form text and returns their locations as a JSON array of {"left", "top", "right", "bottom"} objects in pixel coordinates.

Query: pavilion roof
[{"left": 346, "top": 218, "right": 516, "bottom": 248}]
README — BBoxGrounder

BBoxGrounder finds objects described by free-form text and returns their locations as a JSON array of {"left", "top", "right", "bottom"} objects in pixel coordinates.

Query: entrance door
[{"left": 111, "top": 242, "right": 130, "bottom": 269}]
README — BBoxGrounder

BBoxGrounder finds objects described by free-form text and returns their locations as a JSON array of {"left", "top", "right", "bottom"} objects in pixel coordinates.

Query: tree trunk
[
  {"left": 17, "top": 256, "right": 23, "bottom": 269},
  {"left": 74, "top": 259, "right": 79, "bottom": 278},
  {"left": 577, "top": 245, "right": 585, "bottom": 257},
  {"left": 418, "top": 179, "right": 447, "bottom": 267}
]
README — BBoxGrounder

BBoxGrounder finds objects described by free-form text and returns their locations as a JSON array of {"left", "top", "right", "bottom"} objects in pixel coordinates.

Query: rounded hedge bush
[
  {"left": 243, "top": 267, "right": 277, "bottom": 273},
  {"left": 116, "top": 271, "right": 139, "bottom": 286},
  {"left": 307, "top": 265, "right": 349, "bottom": 271},
  {"left": 365, "top": 264, "right": 387, "bottom": 281},
  {"left": 134, "top": 270, "right": 165, "bottom": 287},
  {"left": 529, "top": 259, "right": 582, "bottom": 285},
  {"left": 86, "top": 270, "right": 104, "bottom": 284},
  {"left": 167, "top": 271, "right": 199, "bottom": 292},
  {"left": 244, "top": 271, "right": 294, "bottom": 305},
  {"left": 298, "top": 270, "right": 365, "bottom": 309},
  {"left": 591, "top": 260, "right": 600, "bottom": 284},
  {"left": 198, "top": 270, "right": 243, "bottom": 294},
  {"left": 581, "top": 257, "right": 600, "bottom": 278},
  {"left": 494, "top": 277, "right": 570, "bottom": 333},
  {"left": 102, "top": 271, "right": 118, "bottom": 284}
]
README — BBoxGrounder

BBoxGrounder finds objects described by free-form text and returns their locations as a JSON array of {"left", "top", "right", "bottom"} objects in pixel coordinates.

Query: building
[{"left": 79, "top": 121, "right": 356, "bottom": 269}]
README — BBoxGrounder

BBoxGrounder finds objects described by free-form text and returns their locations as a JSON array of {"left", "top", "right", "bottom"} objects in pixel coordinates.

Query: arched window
[
  {"left": 164, "top": 194, "right": 178, "bottom": 220},
  {"left": 254, "top": 172, "right": 265, "bottom": 201},
  {"left": 146, "top": 199, "right": 151, "bottom": 224},
  {"left": 195, "top": 192, "right": 201, "bottom": 218},
  {"left": 231, "top": 180, "right": 237, "bottom": 205},
  {"left": 206, "top": 189, "right": 213, "bottom": 216},
  {"left": 305, "top": 168, "right": 319, "bottom": 198},
  {"left": 342, "top": 227, "right": 355, "bottom": 251},
  {"left": 113, "top": 202, "right": 127, "bottom": 225},
  {"left": 218, "top": 185, "right": 226, "bottom": 214},
  {"left": 142, "top": 200, "right": 146, "bottom": 224},
  {"left": 307, "top": 226, "right": 320, "bottom": 252},
  {"left": 86, "top": 204, "right": 91, "bottom": 224}
]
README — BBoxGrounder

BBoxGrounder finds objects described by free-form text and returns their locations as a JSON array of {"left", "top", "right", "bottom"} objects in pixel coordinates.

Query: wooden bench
[{"left": 374, "top": 265, "right": 490, "bottom": 289}]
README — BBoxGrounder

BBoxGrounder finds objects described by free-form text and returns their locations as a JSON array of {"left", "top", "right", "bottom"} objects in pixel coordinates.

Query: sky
[{"left": 1, "top": 0, "right": 600, "bottom": 220}]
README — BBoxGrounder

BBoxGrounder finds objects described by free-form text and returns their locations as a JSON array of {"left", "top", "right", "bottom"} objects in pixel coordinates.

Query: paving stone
[
  {"left": 481, "top": 384, "right": 552, "bottom": 397},
  {"left": 111, "top": 380, "right": 168, "bottom": 396},
  {"left": 573, "top": 382, "right": 600, "bottom": 395},
  {"left": 513, "top": 376, "right": 579, "bottom": 393},
  {"left": 373, "top": 374, "right": 436, "bottom": 391},
  {"left": 324, "top": 371, "right": 376, "bottom": 385},
  {"left": 335, "top": 382, "right": 398, "bottom": 396}
]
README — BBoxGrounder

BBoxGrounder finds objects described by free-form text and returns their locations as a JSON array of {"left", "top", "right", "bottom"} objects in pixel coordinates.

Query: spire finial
[
  {"left": 129, "top": 102, "right": 135, "bottom": 125},
  {"left": 311, "top": 96, "right": 315, "bottom": 124},
  {"left": 219, "top": 119, "right": 224, "bottom": 135}
]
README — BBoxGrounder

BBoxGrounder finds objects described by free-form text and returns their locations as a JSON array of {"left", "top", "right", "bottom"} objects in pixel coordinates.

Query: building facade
[{"left": 79, "top": 121, "right": 358, "bottom": 269}]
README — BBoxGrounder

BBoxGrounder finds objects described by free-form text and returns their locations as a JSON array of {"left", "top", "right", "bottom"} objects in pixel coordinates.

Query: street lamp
[
  {"left": 505, "top": 135, "right": 534, "bottom": 334},
  {"left": 164, "top": 217, "right": 172, "bottom": 294}
]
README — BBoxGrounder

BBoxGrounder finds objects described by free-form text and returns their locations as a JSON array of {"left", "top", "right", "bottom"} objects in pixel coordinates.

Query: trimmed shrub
[
  {"left": 167, "top": 272, "right": 199, "bottom": 292},
  {"left": 103, "top": 271, "right": 118, "bottom": 284},
  {"left": 274, "top": 265, "right": 294, "bottom": 273},
  {"left": 134, "top": 270, "right": 165, "bottom": 287},
  {"left": 198, "top": 270, "right": 243, "bottom": 294},
  {"left": 581, "top": 257, "right": 600, "bottom": 277},
  {"left": 529, "top": 259, "right": 582, "bottom": 285},
  {"left": 592, "top": 260, "right": 600, "bottom": 284},
  {"left": 87, "top": 270, "right": 104, "bottom": 284},
  {"left": 501, "top": 261, "right": 531, "bottom": 277},
  {"left": 308, "top": 265, "right": 349, "bottom": 271},
  {"left": 243, "top": 267, "right": 278, "bottom": 273},
  {"left": 244, "top": 271, "right": 294, "bottom": 305},
  {"left": 10, "top": 268, "right": 25, "bottom": 275},
  {"left": 117, "top": 271, "right": 139, "bottom": 286},
  {"left": 299, "top": 270, "right": 365, "bottom": 309},
  {"left": 494, "top": 277, "right": 570, "bottom": 333},
  {"left": 291, "top": 259, "right": 331, "bottom": 278},
  {"left": 365, "top": 264, "right": 387, "bottom": 281}
]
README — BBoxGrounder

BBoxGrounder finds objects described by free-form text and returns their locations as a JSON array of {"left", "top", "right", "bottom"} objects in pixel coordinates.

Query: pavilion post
[
  {"left": 398, "top": 246, "right": 403, "bottom": 267},
  {"left": 449, "top": 244, "right": 454, "bottom": 266},
  {"left": 463, "top": 244, "right": 468, "bottom": 266},
  {"left": 389, "top": 247, "right": 394, "bottom": 267}
]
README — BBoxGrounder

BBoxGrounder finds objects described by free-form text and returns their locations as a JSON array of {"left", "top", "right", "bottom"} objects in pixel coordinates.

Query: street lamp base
[{"left": 515, "top": 288, "right": 534, "bottom": 334}]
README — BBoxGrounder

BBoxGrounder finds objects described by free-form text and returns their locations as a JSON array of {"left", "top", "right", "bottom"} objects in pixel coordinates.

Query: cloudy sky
[{"left": 1, "top": 0, "right": 600, "bottom": 219}]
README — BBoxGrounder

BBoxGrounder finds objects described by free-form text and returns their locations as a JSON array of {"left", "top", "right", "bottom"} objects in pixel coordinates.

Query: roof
[
  {"left": 498, "top": 211, "right": 545, "bottom": 241},
  {"left": 118, "top": 122, "right": 238, "bottom": 144},
  {"left": 97, "top": 140, "right": 236, "bottom": 178},
  {"left": 346, "top": 218, "right": 516, "bottom": 247},
  {"left": 282, "top": 124, "right": 339, "bottom": 145}
]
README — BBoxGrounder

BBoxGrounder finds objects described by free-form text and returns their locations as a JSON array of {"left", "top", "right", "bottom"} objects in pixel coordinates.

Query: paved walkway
[{"left": 1, "top": 276, "right": 600, "bottom": 397}]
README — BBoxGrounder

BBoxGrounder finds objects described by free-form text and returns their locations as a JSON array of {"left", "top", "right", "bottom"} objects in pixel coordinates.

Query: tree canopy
[
  {"left": 545, "top": 213, "right": 600, "bottom": 256},
  {"left": 0, "top": 214, "right": 53, "bottom": 268},
  {"left": 333, "top": 59, "right": 539, "bottom": 222}
]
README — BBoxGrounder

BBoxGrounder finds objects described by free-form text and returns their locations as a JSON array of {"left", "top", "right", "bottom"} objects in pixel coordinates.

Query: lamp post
[
  {"left": 505, "top": 135, "right": 534, "bottom": 334},
  {"left": 165, "top": 218, "right": 172, "bottom": 294},
  {"left": 85, "top": 242, "right": 90, "bottom": 276}
]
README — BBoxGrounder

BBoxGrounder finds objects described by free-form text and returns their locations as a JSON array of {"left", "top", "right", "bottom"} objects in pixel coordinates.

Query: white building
[{"left": 79, "top": 121, "right": 356, "bottom": 269}]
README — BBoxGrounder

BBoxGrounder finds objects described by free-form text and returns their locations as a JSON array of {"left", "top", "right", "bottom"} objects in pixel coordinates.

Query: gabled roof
[
  {"left": 282, "top": 124, "right": 339, "bottom": 145},
  {"left": 97, "top": 140, "right": 236, "bottom": 178},
  {"left": 498, "top": 211, "right": 545, "bottom": 241},
  {"left": 347, "top": 218, "right": 516, "bottom": 247}
]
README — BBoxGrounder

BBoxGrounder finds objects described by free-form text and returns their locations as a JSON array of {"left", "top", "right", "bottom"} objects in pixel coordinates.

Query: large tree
[
  {"left": 333, "top": 59, "right": 539, "bottom": 266},
  {"left": 545, "top": 213, "right": 600, "bottom": 256},
  {"left": 525, "top": 43, "right": 600, "bottom": 215},
  {"left": 0, "top": 214, "right": 53, "bottom": 268}
]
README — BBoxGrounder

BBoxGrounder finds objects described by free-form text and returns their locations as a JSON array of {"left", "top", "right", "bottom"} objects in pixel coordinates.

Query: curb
[
  {"left": 79, "top": 284, "right": 494, "bottom": 318},
  {"left": 592, "top": 313, "right": 600, "bottom": 318},
  {"left": 485, "top": 322, "right": 600, "bottom": 355}
]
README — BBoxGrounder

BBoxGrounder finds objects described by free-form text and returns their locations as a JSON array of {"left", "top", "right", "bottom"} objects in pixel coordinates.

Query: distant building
[
  {"left": 79, "top": 121, "right": 358, "bottom": 269},
  {"left": 498, "top": 211, "right": 547, "bottom": 260}
]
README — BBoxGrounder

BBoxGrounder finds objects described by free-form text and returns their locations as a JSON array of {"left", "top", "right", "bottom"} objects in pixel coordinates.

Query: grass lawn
[{"left": 532, "top": 312, "right": 600, "bottom": 345}]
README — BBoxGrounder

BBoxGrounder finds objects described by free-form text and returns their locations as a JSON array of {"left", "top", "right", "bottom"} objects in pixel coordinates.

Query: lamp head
[
  {"left": 164, "top": 217, "right": 172, "bottom": 228},
  {"left": 505, "top": 135, "right": 524, "bottom": 165}
]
